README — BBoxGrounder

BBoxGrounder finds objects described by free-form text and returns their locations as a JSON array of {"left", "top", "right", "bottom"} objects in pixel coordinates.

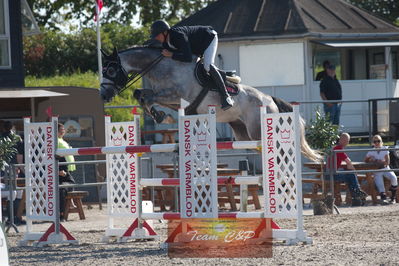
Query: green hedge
[{"left": 24, "top": 23, "right": 149, "bottom": 77}]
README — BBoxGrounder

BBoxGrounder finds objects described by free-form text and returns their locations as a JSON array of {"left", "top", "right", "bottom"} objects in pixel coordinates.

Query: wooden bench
[
  {"left": 218, "top": 184, "right": 261, "bottom": 211},
  {"left": 303, "top": 175, "right": 368, "bottom": 206},
  {"left": 64, "top": 191, "right": 89, "bottom": 220},
  {"left": 156, "top": 167, "right": 262, "bottom": 211}
]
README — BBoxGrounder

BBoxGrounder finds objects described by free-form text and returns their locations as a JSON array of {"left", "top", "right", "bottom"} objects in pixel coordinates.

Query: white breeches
[
  {"left": 374, "top": 167, "right": 398, "bottom": 193},
  {"left": 203, "top": 30, "right": 218, "bottom": 72}
]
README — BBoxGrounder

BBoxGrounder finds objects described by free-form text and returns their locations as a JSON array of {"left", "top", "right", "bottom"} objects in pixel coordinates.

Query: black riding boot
[
  {"left": 379, "top": 192, "right": 389, "bottom": 205},
  {"left": 351, "top": 187, "right": 367, "bottom": 206},
  {"left": 208, "top": 64, "right": 234, "bottom": 110},
  {"left": 390, "top": 185, "right": 397, "bottom": 203}
]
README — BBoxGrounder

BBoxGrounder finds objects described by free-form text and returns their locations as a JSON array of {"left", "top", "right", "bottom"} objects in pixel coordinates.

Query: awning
[
  {"left": 313, "top": 40, "right": 399, "bottom": 48},
  {"left": 0, "top": 89, "right": 68, "bottom": 98}
]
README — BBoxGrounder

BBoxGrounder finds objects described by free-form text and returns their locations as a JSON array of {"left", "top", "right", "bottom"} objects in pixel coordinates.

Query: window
[
  {"left": 0, "top": 0, "right": 10, "bottom": 68},
  {"left": 313, "top": 44, "right": 388, "bottom": 80},
  {"left": 313, "top": 50, "right": 342, "bottom": 80}
]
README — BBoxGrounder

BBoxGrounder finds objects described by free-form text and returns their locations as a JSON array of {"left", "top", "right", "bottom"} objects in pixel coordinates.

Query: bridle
[{"left": 101, "top": 50, "right": 164, "bottom": 95}]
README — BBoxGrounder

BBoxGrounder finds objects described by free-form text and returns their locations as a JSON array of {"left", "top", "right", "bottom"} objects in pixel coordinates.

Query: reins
[
  {"left": 117, "top": 54, "right": 164, "bottom": 95},
  {"left": 103, "top": 49, "right": 164, "bottom": 94}
]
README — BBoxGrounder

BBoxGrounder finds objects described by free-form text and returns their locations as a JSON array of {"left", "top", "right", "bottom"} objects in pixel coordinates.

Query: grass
[{"left": 25, "top": 72, "right": 100, "bottom": 88}]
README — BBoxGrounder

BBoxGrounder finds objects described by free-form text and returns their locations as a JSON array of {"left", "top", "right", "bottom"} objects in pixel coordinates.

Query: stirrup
[{"left": 221, "top": 97, "right": 234, "bottom": 110}]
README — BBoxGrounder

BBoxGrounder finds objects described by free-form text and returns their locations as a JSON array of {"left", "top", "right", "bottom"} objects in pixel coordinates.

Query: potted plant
[{"left": 306, "top": 107, "right": 340, "bottom": 214}]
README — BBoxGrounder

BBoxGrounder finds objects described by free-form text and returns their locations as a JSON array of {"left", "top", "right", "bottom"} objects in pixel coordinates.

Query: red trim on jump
[
  {"left": 217, "top": 142, "right": 234, "bottom": 150},
  {"left": 163, "top": 213, "right": 181, "bottom": 220},
  {"left": 271, "top": 220, "right": 280, "bottom": 229},
  {"left": 162, "top": 179, "right": 180, "bottom": 186},
  {"left": 78, "top": 147, "right": 102, "bottom": 155},
  {"left": 218, "top": 213, "right": 237, "bottom": 218},
  {"left": 126, "top": 145, "right": 152, "bottom": 153},
  {"left": 217, "top": 177, "right": 236, "bottom": 184}
]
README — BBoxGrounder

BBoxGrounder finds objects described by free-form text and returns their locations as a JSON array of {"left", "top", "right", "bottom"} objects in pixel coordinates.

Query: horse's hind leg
[{"left": 229, "top": 120, "right": 251, "bottom": 141}]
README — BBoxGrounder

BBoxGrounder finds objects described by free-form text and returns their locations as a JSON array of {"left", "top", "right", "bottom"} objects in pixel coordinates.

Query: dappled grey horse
[{"left": 100, "top": 46, "right": 321, "bottom": 162}]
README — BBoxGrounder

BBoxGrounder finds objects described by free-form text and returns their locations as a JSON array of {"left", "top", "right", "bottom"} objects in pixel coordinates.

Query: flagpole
[{"left": 96, "top": 1, "right": 102, "bottom": 81}]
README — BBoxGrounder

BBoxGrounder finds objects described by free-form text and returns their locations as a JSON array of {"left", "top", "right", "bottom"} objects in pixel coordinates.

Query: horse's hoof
[
  {"left": 151, "top": 107, "right": 166, "bottom": 124},
  {"left": 161, "top": 114, "right": 176, "bottom": 124},
  {"left": 133, "top": 89, "right": 141, "bottom": 100}
]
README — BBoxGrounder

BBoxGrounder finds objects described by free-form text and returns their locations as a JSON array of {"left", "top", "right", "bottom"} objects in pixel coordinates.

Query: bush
[
  {"left": 306, "top": 107, "right": 340, "bottom": 155},
  {"left": 0, "top": 137, "right": 17, "bottom": 170}
]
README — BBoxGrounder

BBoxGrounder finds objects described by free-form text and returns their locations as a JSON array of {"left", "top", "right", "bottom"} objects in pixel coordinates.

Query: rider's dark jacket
[{"left": 162, "top": 26, "right": 216, "bottom": 62}]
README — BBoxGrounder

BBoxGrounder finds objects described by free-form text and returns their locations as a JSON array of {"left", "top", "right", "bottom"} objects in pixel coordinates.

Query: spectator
[
  {"left": 320, "top": 64, "right": 342, "bottom": 125},
  {"left": 364, "top": 135, "right": 398, "bottom": 204},
  {"left": 315, "top": 60, "right": 331, "bottom": 81},
  {"left": 57, "top": 156, "right": 75, "bottom": 221},
  {"left": 57, "top": 123, "right": 76, "bottom": 221},
  {"left": 330, "top": 133, "right": 368, "bottom": 206},
  {"left": 57, "top": 123, "right": 76, "bottom": 173}
]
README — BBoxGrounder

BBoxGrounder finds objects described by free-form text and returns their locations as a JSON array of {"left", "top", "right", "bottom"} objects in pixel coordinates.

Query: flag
[
  {"left": 45, "top": 106, "right": 53, "bottom": 118},
  {"left": 94, "top": 0, "right": 103, "bottom": 22},
  {"left": 131, "top": 106, "right": 139, "bottom": 115}
]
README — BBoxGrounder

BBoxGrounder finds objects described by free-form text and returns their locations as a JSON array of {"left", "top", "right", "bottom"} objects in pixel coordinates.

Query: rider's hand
[
  {"left": 162, "top": 49, "right": 173, "bottom": 57},
  {"left": 59, "top": 170, "right": 67, "bottom": 177}
]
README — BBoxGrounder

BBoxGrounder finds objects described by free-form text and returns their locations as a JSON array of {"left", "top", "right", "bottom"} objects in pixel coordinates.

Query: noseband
[{"left": 102, "top": 51, "right": 164, "bottom": 95}]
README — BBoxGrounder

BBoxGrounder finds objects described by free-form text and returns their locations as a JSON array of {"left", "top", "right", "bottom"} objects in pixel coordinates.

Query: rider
[{"left": 150, "top": 20, "right": 234, "bottom": 110}]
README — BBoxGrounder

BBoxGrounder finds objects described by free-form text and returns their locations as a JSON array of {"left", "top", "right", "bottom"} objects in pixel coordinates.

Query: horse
[{"left": 100, "top": 45, "right": 322, "bottom": 162}]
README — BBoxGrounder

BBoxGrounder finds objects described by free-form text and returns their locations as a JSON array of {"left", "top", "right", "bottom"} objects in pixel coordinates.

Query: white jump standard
[{"left": 20, "top": 104, "right": 312, "bottom": 246}]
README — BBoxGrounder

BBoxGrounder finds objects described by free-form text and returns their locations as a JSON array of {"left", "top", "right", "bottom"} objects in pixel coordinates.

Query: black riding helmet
[{"left": 150, "top": 20, "right": 170, "bottom": 39}]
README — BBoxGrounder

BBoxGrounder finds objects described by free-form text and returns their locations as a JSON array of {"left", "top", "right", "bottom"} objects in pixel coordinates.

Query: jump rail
[{"left": 56, "top": 141, "right": 260, "bottom": 156}]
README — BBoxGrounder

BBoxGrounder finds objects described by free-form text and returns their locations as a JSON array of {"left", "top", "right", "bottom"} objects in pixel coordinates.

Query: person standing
[
  {"left": 150, "top": 20, "right": 234, "bottom": 110},
  {"left": 364, "top": 135, "right": 398, "bottom": 204},
  {"left": 320, "top": 64, "right": 342, "bottom": 125},
  {"left": 315, "top": 60, "right": 331, "bottom": 81}
]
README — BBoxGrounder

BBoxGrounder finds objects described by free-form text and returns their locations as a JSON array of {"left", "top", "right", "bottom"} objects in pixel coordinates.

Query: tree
[
  {"left": 27, "top": 0, "right": 215, "bottom": 30},
  {"left": 24, "top": 23, "right": 149, "bottom": 76},
  {"left": 348, "top": 0, "right": 399, "bottom": 25}
]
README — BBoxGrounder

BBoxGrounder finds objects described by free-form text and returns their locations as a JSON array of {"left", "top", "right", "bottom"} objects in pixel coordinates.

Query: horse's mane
[{"left": 119, "top": 40, "right": 163, "bottom": 54}]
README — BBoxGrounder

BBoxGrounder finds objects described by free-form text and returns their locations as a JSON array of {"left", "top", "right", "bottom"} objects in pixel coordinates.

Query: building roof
[
  {"left": 0, "top": 89, "right": 67, "bottom": 98},
  {"left": 177, "top": 0, "right": 399, "bottom": 40}
]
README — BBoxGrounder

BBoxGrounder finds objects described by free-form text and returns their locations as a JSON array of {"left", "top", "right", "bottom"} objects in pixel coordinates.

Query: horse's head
[
  {"left": 99, "top": 48, "right": 129, "bottom": 102},
  {"left": 100, "top": 44, "right": 164, "bottom": 102}
]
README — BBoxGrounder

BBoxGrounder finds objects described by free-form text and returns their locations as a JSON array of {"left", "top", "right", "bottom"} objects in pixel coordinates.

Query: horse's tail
[
  {"left": 271, "top": 96, "right": 323, "bottom": 162},
  {"left": 299, "top": 117, "right": 324, "bottom": 162},
  {"left": 271, "top": 96, "right": 293, "bottom": 113}
]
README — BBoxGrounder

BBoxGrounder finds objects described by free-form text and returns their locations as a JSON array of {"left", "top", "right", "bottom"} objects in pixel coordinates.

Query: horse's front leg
[{"left": 134, "top": 88, "right": 179, "bottom": 124}]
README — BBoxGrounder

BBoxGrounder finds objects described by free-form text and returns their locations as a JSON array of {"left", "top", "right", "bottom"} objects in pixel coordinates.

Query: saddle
[{"left": 194, "top": 62, "right": 240, "bottom": 96}]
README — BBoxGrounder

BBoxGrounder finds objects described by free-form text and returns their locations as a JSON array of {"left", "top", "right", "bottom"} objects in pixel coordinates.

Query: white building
[{"left": 178, "top": 0, "right": 399, "bottom": 136}]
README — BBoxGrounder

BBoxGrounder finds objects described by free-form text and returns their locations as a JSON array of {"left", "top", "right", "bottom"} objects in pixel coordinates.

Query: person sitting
[
  {"left": 150, "top": 20, "right": 234, "bottom": 110},
  {"left": 364, "top": 135, "right": 398, "bottom": 204},
  {"left": 58, "top": 156, "right": 75, "bottom": 222},
  {"left": 57, "top": 123, "right": 76, "bottom": 221},
  {"left": 329, "top": 133, "right": 368, "bottom": 206}
]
